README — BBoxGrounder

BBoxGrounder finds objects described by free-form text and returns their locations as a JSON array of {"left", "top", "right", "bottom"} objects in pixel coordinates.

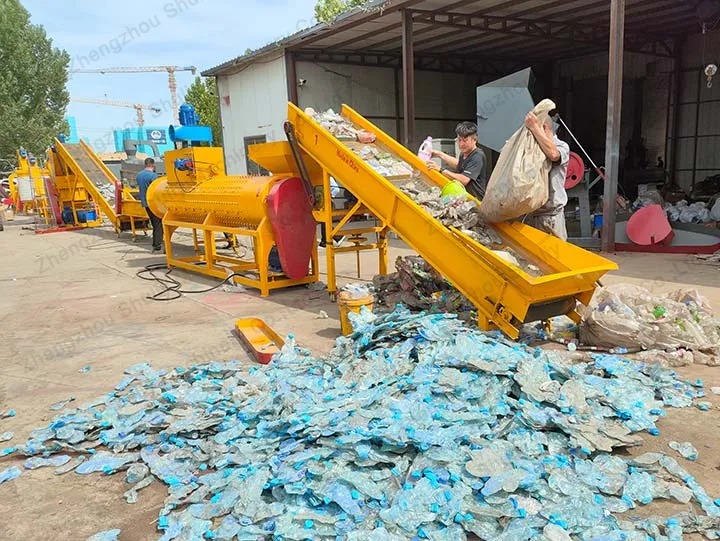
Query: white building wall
[
  {"left": 216, "top": 56, "right": 483, "bottom": 174},
  {"left": 216, "top": 53, "right": 289, "bottom": 175}
]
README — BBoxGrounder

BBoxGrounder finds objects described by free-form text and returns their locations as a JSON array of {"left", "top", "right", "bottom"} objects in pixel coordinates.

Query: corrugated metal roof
[{"left": 203, "top": 0, "right": 704, "bottom": 76}]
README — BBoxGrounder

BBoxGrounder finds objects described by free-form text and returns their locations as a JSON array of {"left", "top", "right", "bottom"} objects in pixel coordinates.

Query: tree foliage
[
  {"left": 184, "top": 77, "right": 223, "bottom": 147},
  {"left": 314, "top": 0, "right": 368, "bottom": 23},
  {"left": 0, "top": 0, "right": 69, "bottom": 159}
]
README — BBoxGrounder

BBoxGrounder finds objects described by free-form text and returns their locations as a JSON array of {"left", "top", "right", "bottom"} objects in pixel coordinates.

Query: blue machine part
[
  {"left": 179, "top": 103, "right": 200, "bottom": 126},
  {"left": 174, "top": 158, "right": 195, "bottom": 172},
  {"left": 62, "top": 207, "right": 75, "bottom": 225},
  {"left": 169, "top": 103, "right": 213, "bottom": 147},
  {"left": 169, "top": 125, "right": 213, "bottom": 145},
  {"left": 19, "top": 148, "right": 27, "bottom": 158}
]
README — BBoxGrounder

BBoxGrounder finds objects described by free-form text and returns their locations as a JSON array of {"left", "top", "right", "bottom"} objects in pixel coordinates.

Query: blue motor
[
  {"left": 179, "top": 104, "right": 200, "bottom": 127},
  {"left": 170, "top": 103, "right": 212, "bottom": 147},
  {"left": 174, "top": 158, "right": 194, "bottom": 172}
]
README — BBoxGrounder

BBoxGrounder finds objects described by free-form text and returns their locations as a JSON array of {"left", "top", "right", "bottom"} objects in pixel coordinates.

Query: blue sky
[{"left": 22, "top": 0, "right": 317, "bottom": 152}]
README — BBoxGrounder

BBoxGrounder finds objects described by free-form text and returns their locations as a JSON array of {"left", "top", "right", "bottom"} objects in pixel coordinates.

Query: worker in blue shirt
[{"left": 136, "top": 157, "right": 163, "bottom": 252}]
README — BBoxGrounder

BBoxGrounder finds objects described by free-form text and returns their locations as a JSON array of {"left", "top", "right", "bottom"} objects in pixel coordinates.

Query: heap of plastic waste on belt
[
  {"left": 373, "top": 256, "right": 476, "bottom": 321},
  {"left": 400, "top": 182, "right": 502, "bottom": 248},
  {"left": 3, "top": 307, "right": 720, "bottom": 540}
]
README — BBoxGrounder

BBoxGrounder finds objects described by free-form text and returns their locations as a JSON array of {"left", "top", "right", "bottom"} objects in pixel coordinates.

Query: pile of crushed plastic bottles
[{"left": 3, "top": 307, "right": 720, "bottom": 540}]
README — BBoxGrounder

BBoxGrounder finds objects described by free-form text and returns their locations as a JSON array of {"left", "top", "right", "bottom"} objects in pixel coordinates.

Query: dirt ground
[{"left": 0, "top": 218, "right": 718, "bottom": 540}]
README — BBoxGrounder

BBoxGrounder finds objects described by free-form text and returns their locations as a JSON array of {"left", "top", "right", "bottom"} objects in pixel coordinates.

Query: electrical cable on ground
[{"left": 136, "top": 263, "right": 245, "bottom": 301}]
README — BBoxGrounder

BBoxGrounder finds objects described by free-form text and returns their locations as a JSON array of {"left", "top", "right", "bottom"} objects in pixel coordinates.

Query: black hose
[{"left": 136, "top": 263, "right": 244, "bottom": 301}]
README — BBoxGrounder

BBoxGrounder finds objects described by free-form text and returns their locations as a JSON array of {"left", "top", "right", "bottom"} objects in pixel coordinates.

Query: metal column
[
  {"left": 286, "top": 51, "right": 299, "bottom": 105},
  {"left": 402, "top": 9, "right": 416, "bottom": 148},
  {"left": 601, "top": 0, "right": 625, "bottom": 253},
  {"left": 666, "top": 38, "right": 683, "bottom": 175}
]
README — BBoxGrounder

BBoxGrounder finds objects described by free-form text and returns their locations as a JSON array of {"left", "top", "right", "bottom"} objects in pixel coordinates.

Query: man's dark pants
[{"left": 145, "top": 207, "right": 164, "bottom": 250}]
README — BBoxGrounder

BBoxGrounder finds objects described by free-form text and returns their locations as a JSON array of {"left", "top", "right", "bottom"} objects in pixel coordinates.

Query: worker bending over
[
  {"left": 137, "top": 157, "right": 164, "bottom": 253},
  {"left": 427, "top": 122, "right": 487, "bottom": 199},
  {"left": 524, "top": 112, "right": 570, "bottom": 241}
]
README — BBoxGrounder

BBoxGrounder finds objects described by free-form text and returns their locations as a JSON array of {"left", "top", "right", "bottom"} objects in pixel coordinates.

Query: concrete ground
[{"left": 0, "top": 218, "right": 718, "bottom": 540}]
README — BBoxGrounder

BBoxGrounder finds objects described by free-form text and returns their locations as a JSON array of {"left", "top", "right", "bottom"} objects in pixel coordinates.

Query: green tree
[
  {"left": 0, "top": 0, "right": 69, "bottom": 159},
  {"left": 314, "top": 0, "right": 368, "bottom": 23},
  {"left": 184, "top": 76, "right": 223, "bottom": 147}
]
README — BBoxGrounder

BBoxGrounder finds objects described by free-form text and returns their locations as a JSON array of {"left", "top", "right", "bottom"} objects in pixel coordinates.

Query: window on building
[{"left": 244, "top": 135, "right": 269, "bottom": 176}]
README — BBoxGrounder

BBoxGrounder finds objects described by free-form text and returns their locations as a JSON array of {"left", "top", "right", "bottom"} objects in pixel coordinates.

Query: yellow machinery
[
  {"left": 7, "top": 149, "right": 49, "bottom": 215},
  {"left": 147, "top": 146, "right": 319, "bottom": 297},
  {"left": 45, "top": 139, "right": 148, "bottom": 236},
  {"left": 144, "top": 102, "right": 616, "bottom": 337},
  {"left": 247, "top": 103, "right": 618, "bottom": 339}
]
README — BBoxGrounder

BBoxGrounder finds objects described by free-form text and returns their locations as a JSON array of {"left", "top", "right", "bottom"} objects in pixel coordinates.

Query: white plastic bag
[
  {"left": 479, "top": 99, "right": 555, "bottom": 223},
  {"left": 710, "top": 198, "right": 720, "bottom": 221},
  {"left": 580, "top": 284, "right": 720, "bottom": 354}
]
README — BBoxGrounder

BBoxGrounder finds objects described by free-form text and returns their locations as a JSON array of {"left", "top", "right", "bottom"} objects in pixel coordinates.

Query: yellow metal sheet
[{"left": 282, "top": 103, "right": 618, "bottom": 337}]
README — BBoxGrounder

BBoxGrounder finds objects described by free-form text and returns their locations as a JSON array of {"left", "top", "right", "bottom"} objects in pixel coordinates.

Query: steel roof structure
[{"left": 204, "top": 0, "right": 714, "bottom": 250}]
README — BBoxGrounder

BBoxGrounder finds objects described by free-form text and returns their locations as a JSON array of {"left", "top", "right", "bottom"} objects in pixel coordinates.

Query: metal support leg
[{"left": 378, "top": 226, "right": 389, "bottom": 276}]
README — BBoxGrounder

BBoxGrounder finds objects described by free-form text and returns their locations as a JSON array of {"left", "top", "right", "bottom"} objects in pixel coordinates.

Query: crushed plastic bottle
[
  {"left": 75, "top": 452, "right": 139, "bottom": 474},
  {"left": 341, "top": 282, "right": 372, "bottom": 299},
  {"left": 124, "top": 475, "right": 154, "bottom": 504},
  {"left": 55, "top": 456, "right": 86, "bottom": 475},
  {"left": 669, "top": 441, "right": 699, "bottom": 461},
  {"left": 0, "top": 466, "right": 22, "bottom": 484},
  {"left": 49, "top": 397, "right": 76, "bottom": 411},
  {"left": 0, "top": 431, "right": 13, "bottom": 442},
  {"left": 25, "top": 455, "right": 71, "bottom": 470},
  {"left": 125, "top": 463, "right": 150, "bottom": 484}
]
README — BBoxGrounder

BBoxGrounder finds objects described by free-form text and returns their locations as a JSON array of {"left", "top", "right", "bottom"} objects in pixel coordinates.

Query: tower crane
[
  {"left": 70, "top": 98, "right": 161, "bottom": 127},
  {"left": 71, "top": 66, "right": 198, "bottom": 124}
]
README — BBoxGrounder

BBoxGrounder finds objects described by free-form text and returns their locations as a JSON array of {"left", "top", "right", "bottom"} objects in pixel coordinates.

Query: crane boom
[
  {"left": 71, "top": 98, "right": 161, "bottom": 127},
  {"left": 70, "top": 65, "right": 198, "bottom": 123},
  {"left": 71, "top": 66, "right": 197, "bottom": 74}
]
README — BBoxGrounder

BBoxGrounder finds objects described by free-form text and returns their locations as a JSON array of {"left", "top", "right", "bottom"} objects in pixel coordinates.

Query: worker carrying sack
[{"left": 478, "top": 99, "right": 556, "bottom": 223}]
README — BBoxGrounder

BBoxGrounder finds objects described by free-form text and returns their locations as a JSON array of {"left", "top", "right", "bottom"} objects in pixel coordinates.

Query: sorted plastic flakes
[
  {"left": 581, "top": 284, "right": 720, "bottom": 359},
  {"left": 0, "top": 466, "right": 22, "bottom": 484},
  {"left": 86, "top": 529, "right": 121, "bottom": 541},
  {"left": 15, "top": 308, "right": 720, "bottom": 540},
  {"left": 669, "top": 441, "right": 699, "bottom": 461}
]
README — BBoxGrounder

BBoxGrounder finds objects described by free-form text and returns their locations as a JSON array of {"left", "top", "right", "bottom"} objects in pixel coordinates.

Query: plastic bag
[
  {"left": 710, "top": 198, "right": 720, "bottom": 221},
  {"left": 478, "top": 99, "right": 555, "bottom": 222},
  {"left": 580, "top": 284, "right": 720, "bottom": 353}
]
